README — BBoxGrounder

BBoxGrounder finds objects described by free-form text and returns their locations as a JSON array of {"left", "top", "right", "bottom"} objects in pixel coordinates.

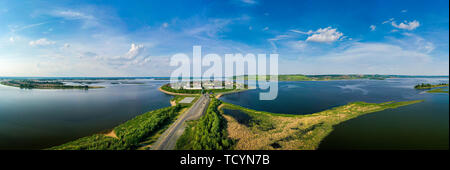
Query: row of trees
[{"left": 414, "top": 83, "right": 448, "bottom": 89}]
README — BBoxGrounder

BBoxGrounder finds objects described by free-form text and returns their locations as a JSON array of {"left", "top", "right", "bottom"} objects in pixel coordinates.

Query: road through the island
[{"left": 152, "top": 94, "right": 210, "bottom": 150}]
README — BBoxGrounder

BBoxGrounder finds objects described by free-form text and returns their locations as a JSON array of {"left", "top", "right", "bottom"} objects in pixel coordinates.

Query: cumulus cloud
[
  {"left": 306, "top": 27, "right": 343, "bottom": 43},
  {"left": 370, "top": 25, "right": 376, "bottom": 31},
  {"left": 29, "top": 38, "right": 55, "bottom": 46},
  {"left": 391, "top": 20, "right": 420, "bottom": 30},
  {"left": 124, "top": 43, "right": 144, "bottom": 59}
]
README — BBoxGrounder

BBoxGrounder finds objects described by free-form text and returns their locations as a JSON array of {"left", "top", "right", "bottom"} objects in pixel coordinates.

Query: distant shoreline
[
  {"left": 0, "top": 80, "right": 104, "bottom": 90},
  {"left": 1, "top": 74, "right": 448, "bottom": 81}
]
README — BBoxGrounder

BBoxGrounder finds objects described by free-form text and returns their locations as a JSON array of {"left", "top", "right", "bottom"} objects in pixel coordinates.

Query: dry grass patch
[{"left": 219, "top": 100, "right": 423, "bottom": 150}]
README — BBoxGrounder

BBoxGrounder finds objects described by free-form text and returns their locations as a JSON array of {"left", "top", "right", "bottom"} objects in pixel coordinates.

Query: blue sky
[{"left": 0, "top": 0, "right": 448, "bottom": 76}]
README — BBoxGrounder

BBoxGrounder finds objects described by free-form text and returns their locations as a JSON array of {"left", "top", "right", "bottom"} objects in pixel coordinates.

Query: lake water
[
  {"left": 222, "top": 78, "right": 449, "bottom": 149},
  {"left": 0, "top": 80, "right": 172, "bottom": 149},
  {"left": 0, "top": 78, "right": 448, "bottom": 149}
]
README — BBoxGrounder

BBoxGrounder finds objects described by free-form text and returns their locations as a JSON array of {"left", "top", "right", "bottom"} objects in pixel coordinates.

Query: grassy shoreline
[
  {"left": 217, "top": 100, "right": 423, "bottom": 150},
  {"left": 414, "top": 83, "right": 448, "bottom": 89},
  {"left": 426, "top": 88, "right": 449, "bottom": 93},
  {"left": 49, "top": 105, "right": 185, "bottom": 150}
]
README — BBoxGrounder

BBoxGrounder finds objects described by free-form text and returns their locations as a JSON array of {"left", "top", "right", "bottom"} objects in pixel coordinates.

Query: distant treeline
[
  {"left": 0, "top": 80, "right": 101, "bottom": 89},
  {"left": 234, "top": 74, "right": 449, "bottom": 81},
  {"left": 414, "top": 83, "right": 448, "bottom": 89},
  {"left": 176, "top": 98, "right": 234, "bottom": 150}
]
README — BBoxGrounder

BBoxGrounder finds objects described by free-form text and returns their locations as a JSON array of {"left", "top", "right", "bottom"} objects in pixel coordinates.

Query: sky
[{"left": 0, "top": 0, "right": 448, "bottom": 77}]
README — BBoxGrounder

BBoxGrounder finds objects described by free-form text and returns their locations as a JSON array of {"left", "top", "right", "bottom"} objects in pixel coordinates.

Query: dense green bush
[
  {"left": 114, "top": 105, "right": 181, "bottom": 146},
  {"left": 176, "top": 98, "right": 233, "bottom": 150}
]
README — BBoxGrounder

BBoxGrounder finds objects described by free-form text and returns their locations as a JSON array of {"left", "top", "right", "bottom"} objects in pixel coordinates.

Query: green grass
[
  {"left": 426, "top": 88, "right": 449, "bottom": 93},
  {"left": 49, "top": 105, "right": 184, "bottom": 150}
]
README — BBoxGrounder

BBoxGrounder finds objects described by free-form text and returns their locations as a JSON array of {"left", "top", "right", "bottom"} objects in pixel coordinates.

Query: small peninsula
[
  {"left": 414, "top": 83, "right": 449, "bottom": 93},
  {"left": 217, "top": 100, "right": 424, "bottom": 150},
  {"left": 414, "top": 83, "right": 448, "bottom": 89}
]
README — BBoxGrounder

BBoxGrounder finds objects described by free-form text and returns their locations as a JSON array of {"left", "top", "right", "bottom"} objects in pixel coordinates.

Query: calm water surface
[
  {"left": 0, "top": 78, "right": 448, "bottom": 149},
  {"left": 222, "top": 78, "right": 449, "bottom": 149},
  {"left": 0, "top": 80, "right": 172, "bottom": 149}
]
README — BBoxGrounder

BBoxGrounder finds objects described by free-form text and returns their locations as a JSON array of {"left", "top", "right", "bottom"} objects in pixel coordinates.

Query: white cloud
[
  {"left": 50, "top": 9, "right": 98, "bottom": 28},
  {"left": 382, "top": 18, "right": 394, "bottom": 24},
  {"left": 63, "top": 43, "right": 71, "bottom": 48},
  {"left": 29, "top": 38, "right": 55, "bottom": 46},
  {"left": 124, "top": 43, "right": 144, "bottom": 59},
  {"left": 162, "top": 22, "right": 169, "bottom": 28},
  {"left": 289, "top": 40, "right": 307, "bottom": 51},
  {"left": 241, "top": 0, "right": 257, "bottom": 5},
  {"left": 248, "top": 26, "right": 253, "bottom": 30},
  {"left": 400, "top": 33, "right": 435, "bottom": 53},
  {"left": 290, "top": 29, "right": 313, "bottom": 34},
  {"left": 9, "top": 37, "right": 15, "bottom": 42},
  {"left": 370, "top": 25, "right": 376, "bottom": 31},
  {"left": 52, "top": 10, "right": 94, "bottom": 20},
  {"left": 9, "top": 22, "right": 49, "bottom": 33},
  {"left": 309, "top": 42, "right": 442, "bottom": 75},
  {"left": 320, "top": 43, "right": 431, "bottom": 63},
  {"left": 306, "top": 27, "right": 343, "bottom": 43},
  {"left": 184, "top": 18, "right": 232, "bottom": 38},
  {"left": 391, "top": 20, "right": 420, "bottom": 30},
  {"left": 263, "top": 27, "right": 269, "bottom": 31},
  {"left": 401, "top": 9, "right": 408, "bottom": 13},
  {"left": 268, "top": 35, "right": 291, "bottom": 41}
]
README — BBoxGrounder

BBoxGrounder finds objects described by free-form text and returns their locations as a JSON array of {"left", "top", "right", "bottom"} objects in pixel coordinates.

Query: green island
[
  {"left": 0, "top": 80, "right": 103, "bottom": 89},
  {"left": 176, "top": 99, "right": 423, "bottom": 150},
  {"left": 414, "top": 83, "right": 448, "bottom": 89},
  {"left": 234, "top": 74, "right": 449, "bottom": 81},
  {"left": 414, "top": 83, "right": 449, "bottom": 94}
]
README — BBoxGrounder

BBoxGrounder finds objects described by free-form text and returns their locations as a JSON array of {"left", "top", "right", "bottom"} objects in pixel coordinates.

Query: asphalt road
[{"left": 152, "top": 94, "right": 210, "bottom": 150}]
